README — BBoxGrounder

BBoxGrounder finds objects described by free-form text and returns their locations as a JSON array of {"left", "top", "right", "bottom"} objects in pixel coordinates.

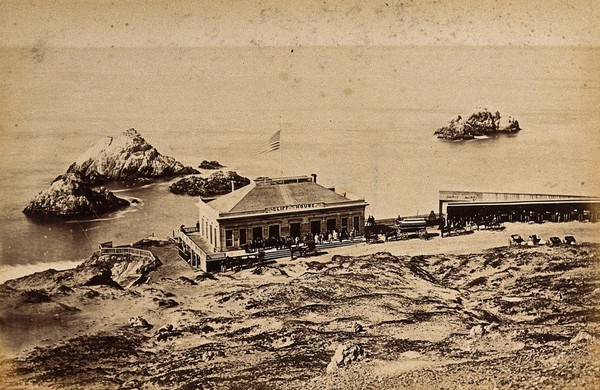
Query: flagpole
[
  {"left": 255, "top": 130, "right": 282, "bottom": 178},
  {"left": 279, "top": 129, "right": 283, "bottom": 178}
]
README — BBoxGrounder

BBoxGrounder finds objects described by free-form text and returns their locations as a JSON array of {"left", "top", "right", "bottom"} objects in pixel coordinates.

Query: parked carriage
[
  {"left": 289, "top": 240, "right": 320, "bottom": 258},
  {"left": 509, "top": 234, "right": 525, "bottom": 246},
  {"left": 364, "top": 223, "right": 398, "bottom": 243},
  {"left": 365, "top": 217, "right": 429, "bottom": 242},
  {"left": 396, "top": 218, "right": 429, "bottom": 240}
]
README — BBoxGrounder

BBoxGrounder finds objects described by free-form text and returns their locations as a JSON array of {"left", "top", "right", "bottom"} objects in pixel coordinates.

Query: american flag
[{"left": 257, "top": 130, "right": 281, "bottom": 155}]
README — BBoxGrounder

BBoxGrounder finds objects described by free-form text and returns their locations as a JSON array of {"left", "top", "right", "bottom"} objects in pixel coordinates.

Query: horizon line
[{"left": 2, "top": 43, "right": 599, "bottom": 50}]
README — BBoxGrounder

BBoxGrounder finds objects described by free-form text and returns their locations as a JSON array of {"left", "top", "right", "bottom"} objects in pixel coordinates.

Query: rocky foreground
[
  {"left": 434, "top": 109, "right": 521, "bottom": 140},
  {"left": 0, "top": 241, "right": 598, "bottom": 389}
]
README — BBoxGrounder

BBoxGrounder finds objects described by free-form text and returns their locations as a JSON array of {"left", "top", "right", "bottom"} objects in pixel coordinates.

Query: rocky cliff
[
  {"left": 169, "top": 170, "right": 250, "bottom": 196},
  {"left": 23, "top": 172, "right": 130, "bottom": 218},
  {"left": 65, "top": 128, "right": 198, "bottom": 184},
  {"left": 434, "top": 109, "right": 521, "bottom": 140}
]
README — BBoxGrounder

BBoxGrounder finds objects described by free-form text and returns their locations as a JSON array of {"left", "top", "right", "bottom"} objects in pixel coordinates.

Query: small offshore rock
[
  {"left": 169, "top": 170, "right": 250, "bottom": 197},
  {"left": 199, "top": 160, "right": 225, "bottom": 169}
]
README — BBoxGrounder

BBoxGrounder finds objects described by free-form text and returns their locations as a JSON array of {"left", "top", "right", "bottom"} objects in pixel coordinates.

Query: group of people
[
  {"left": 309, "top": 228, "right": 358, "bottom": 245},
  {"left": 243, "top": 228, "right": 358, "bottom": 254}
]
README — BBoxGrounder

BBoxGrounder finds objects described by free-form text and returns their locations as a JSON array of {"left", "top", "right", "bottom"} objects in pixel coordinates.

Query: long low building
[
  {"left": 439, "top": 190, "right": 600, "bottom": 226},
  {"left": 196, "top": 175, "right": 368, "bottom": 252}
]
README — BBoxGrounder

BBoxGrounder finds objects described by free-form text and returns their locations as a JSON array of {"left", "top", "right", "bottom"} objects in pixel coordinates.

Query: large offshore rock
[
  {"left": 434, "top": 109, "right": 521, "bottom": 140},
  {"left": 23, "top": 172, "right": 129, "bottom": 218},
  {"left": 64, "top": 128, "right": 198, "bottom": 184}
]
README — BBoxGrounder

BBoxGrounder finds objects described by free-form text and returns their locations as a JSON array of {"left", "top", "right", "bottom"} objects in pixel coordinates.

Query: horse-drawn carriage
[
  {"left": 364, "top": 223, "right": 398, "bottom": 243},
  {"left": 289, "top": 240, "right": 320, "bottom": 259}
]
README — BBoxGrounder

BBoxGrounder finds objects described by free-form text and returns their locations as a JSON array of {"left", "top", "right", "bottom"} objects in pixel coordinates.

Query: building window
[
  {"left": 353, "top": 216, "right": 360, "bottom": 232},
  {"left": 289, "top": 223, "right": 301, "bottom": 238},
  {"left": 239, "top": 228, "right": 247, "bottom": 245},
  {"left": 341, "top": 217, "right": 348, "bottom": 233},
  {"left": 209, "top": 224, "right": 213, "bottom": 244},
  {"left": 252, "top": 226, "right": 263, "bottom": 240},
  {"left": 268, "top": 224, "right": 280, "bottom": 239},
  {"left": 225, "top": 230, "right": 233, "bottom": 247}
]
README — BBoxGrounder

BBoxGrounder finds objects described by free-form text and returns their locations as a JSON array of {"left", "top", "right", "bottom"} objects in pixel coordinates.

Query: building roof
[
  {"left": 206, "top": 183, "right": 257, "bottom": 214},
  {"left": 205, "top": 177, "right": 366, "bottom": 216},
  {"left": 440, "top": 190, "right": 598, "bottom": 203},
  {"left": 447, "top": 199, "right": 600, "bottom": 208}
]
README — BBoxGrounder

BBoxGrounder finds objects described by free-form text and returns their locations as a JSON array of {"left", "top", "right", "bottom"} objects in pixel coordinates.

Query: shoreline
[{"left": 1, "top": 221, "right": 598, "bottom": 285}]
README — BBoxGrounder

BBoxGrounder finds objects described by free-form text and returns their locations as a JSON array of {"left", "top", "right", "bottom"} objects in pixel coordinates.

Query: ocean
[{"left": 1, "top": 45, "right": 599, "bottom": 281}]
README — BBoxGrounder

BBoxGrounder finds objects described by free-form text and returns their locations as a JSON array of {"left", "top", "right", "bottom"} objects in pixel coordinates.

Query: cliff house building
[{"left": 196, "top": 175, "right": 368, "bottom": 252}]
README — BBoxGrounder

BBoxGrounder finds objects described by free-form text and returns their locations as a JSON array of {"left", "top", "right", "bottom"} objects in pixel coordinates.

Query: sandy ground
[
  {"left": 330, "top": 221, "right": 600, "bottom": 258},
  {"left": 0, "top": 221, "right": 598, "bottom": 389}
]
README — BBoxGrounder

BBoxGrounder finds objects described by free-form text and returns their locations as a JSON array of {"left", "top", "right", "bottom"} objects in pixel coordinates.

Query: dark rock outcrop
[
  {"left": 80, "top": 251, "right": 162, "bottom": 288},
  {"left": 169, "top": 170, "right": 251, "bottom": 197},
  {"left": 23, "top": 172, "right": 129, "bottom": 218},
  {"left": 198, "top": 160, "right": 225, "bottom": 170},
  {"left": 434, "top": 109, "right": 521, "bottom": 140},
  {"left": 64, "top": 128, "right": 198, "bottom": 185},
  {"left": 326, "top": 344, "right": 366, "bottom": 373}
]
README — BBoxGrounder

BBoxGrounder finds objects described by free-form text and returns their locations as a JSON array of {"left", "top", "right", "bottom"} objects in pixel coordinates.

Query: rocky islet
[
  {"left": 434, "top": 109, "right": 521, "bottom": 140},
  {"left": 24, "top": 128, "right": 198, "bottom": 218},
  {"left": 169, "top": 170, "right": 251, "bottom": 197}
]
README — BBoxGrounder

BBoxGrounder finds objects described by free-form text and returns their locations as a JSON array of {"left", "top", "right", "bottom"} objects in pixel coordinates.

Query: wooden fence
[{"left": 99, "top": 247, "right": 156, "bottom": 261}]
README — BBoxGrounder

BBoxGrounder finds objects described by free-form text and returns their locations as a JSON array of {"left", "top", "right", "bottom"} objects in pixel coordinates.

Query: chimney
[
  {"left": 231, "top": 180, "right": 235, "bottom": 192},
  {"left": 311, "top": 173, "right": 317, "bottom": 183}
]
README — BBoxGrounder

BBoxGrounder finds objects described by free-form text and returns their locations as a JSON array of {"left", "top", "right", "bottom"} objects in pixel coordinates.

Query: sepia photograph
[{"left": 1, "top": 1, "right": 599, "bottom": 388}]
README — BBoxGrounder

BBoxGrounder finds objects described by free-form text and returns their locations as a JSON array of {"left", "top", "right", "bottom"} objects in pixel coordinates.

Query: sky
[{"left": 0, "top": 0, "right": 599, "bottom": 48}]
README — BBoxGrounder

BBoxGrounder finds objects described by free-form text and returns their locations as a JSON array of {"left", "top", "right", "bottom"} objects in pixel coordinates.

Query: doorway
[
  {"left": 252, "top": 226, "right": 263, "bottom": 240},
  {"left": 310, "top": 220, "right": 321, "bottom": 234},
  {"left": 289, "top": 223, "right": 301, "bottom": 238},
  {"left": 268, "top": 224, "right": 280, "bottom": 238}
]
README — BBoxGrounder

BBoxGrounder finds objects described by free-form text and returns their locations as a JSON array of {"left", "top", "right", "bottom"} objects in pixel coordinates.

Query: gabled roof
[
  {"left": 205, "top": 180, "right": 363, "bottom": 215},
  {"left": 206, "top": 182, "right": 257, "bottom": 213}
]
